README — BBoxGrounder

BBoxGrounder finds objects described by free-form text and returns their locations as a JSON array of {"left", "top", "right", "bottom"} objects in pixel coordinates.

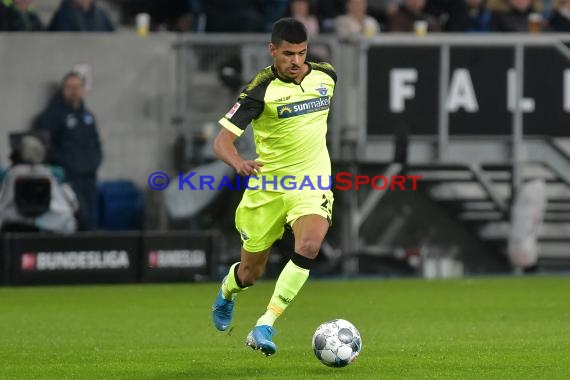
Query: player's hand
[{"left": 235, "top": 160, "right": 263, "bottom": 177}]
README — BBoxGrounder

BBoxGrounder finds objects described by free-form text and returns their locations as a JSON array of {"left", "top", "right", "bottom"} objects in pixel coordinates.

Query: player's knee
[{"left": 295, "top": 238, "right": 321, "bottom": 259}]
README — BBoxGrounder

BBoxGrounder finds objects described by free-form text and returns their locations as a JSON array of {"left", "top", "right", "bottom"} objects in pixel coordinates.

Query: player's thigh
[
  {"left": 285, "top": 190, "right": 334, "bottom": 255},
  {"left": 235, "top": 190, "right": 288, "bottom": 253},
  {"left": 291, "top": 214, "right": 330, "bottom": 249},
  {"left": 285, "top": 190, "right": 334, "bottom": 228}
]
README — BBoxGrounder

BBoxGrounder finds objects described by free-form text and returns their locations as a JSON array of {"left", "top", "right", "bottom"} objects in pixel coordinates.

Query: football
[{"left": 312, "top": 319, "right": 362, "bottom": 367}]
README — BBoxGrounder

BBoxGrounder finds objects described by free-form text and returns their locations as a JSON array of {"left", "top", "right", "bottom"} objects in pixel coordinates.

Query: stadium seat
[{"left": 97, "top": 180, "right": 144, "bottom": 231}]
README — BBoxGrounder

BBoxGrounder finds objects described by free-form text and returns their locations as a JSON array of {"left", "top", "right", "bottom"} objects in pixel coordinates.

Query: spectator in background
[
  {"left": 549, "top": 0, "right": 570, "bottom": 30},
  {"left": 36, "top": 72, "right": 103, "bottom": 231},
  {"left": 287, "top": 0, "right": 330, "bottom": 61},
  {"left": 49, "top": 0, "right": 115, "bottom": 32},
  {"left": 156, "top": 0, "right": 192, "bottom": 32},
  {"left": 464, "top": 0, "right": 493, "bottom": 31},
  {"left": 487, "top": 0, "right": 543, "bottom": 12},
  {"left": 490, "top": 0, "right": 536, "bottom": 31},
  {"left": 261, "top": 0, "right": 290, "bottom": 32},
  {"left": 367, "top": 0, "right": 399, "bottom": 30},
  {"left": 203, "top": 0, "right": 263, "bottom": 32},
  {"left": 0, "top": 0, "right": 43, "bottom": 31},
  {"left": 316, "top": 0, "right": 346, "bottom": 32},
  {"left": 424, "top": 0, "right": 469, "bottom": 31},
  {"left": 387, "top": 0, "right": 442, "bottom": 32},
  {"left": 334, "top": 0, "right": 381, "bottom": 38},
  {"left": 287, "top": 0, "right": 320, "bottom": 36},
  {"left": 113, "top": 0, "right": 192, "bottom": 32}
]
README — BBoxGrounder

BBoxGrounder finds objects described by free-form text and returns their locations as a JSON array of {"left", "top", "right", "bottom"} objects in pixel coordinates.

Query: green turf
[{"left": 1, "top": 276, "right": 569, "bottom": 379}]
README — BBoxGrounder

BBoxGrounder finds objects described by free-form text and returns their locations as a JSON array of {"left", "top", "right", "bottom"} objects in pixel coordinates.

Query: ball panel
[
  {"left": 324, "top": 336, "right": 341, "bottom": 352},
  {"left": 313, "top": 334, "right": 327, "bottom": 350},
  {"left": 337, "top": 328, "right": 353, "bottom": 344},
  {"left": 336, "top": 344, "right": 353, "bottom": 361},
  {"left": 351, "top": 336, "right": 362, "bottom": 353},
  {"left": 319, "top": 349, "right": 337, "bottom": 365}
]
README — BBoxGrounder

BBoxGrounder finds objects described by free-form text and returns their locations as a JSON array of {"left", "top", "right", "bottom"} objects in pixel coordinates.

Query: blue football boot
[
  {"left": 212, "top": 279, "right": 235, "bottom": 331},
  {"left": 245, "top": 325, "right": 277, "bottom": 356}
]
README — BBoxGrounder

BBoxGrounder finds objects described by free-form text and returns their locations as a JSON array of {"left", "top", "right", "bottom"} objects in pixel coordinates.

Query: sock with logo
[
  {"left": 221, "top": 262, "right": 248, "bottom": 300},
  {"left": 256, "top": 253, "right": 313, "bottom": 327}
]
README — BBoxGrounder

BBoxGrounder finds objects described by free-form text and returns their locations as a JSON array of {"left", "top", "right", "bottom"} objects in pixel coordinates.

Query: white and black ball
[{"left": 312, "top": 319, "right": 362, "bottom": 367}]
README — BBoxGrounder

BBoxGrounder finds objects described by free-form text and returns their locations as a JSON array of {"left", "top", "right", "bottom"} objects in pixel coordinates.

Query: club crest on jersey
[
  {"left": 225, "top": 102, "right": 241, "bottom": 119},
  {"left": 316, "top": 84, "right": 328, "bottom": 96},
  {"left": 276, "top": 96, "right": 329, "bottom": 118}
]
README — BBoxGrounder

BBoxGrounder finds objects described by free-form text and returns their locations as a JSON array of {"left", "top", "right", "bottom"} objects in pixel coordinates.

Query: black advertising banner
[
  {"left": 7, "top": 232, "right": 140, "bottom": 285},
  {"left": 367, "top": 46, "right": 440, "bottom": 136},
  {"left": 141, "top": 231, "right": 218, "bottom": 282},
  {"left": 524, "top": 47, "right": 570, "bottom": 136},
  {"left": 367, "top": 45, "right": 570, "bottom": 136},
  {"left": 448, "top": 47, "right": 513, "bottom": 135}
]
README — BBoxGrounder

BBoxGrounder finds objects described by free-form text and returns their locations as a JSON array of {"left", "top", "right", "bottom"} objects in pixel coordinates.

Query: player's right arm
[{"left": 213, "top": 128, "right": 263, "bottom": 176}]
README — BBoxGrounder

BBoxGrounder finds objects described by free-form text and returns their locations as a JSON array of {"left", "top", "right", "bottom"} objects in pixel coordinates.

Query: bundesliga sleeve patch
[{"left": 225, "top": 102, "right": 241, "bottom": 119}]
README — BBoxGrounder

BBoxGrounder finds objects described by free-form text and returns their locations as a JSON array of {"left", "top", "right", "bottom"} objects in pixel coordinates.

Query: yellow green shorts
[{"left": 235, "top": 189, "right": 334, "bottom": 252}]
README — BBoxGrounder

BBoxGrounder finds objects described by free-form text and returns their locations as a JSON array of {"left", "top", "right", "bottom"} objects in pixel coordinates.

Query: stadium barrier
[{"left": 1, "top": 230, "right": 219, "bottom": 286}]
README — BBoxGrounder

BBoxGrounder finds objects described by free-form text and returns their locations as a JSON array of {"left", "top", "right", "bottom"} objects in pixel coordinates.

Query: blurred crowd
[{"left": 1, "top": 0, "right": 569, "bottom": 34}]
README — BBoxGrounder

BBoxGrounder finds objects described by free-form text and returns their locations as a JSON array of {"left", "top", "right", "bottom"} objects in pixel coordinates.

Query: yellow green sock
[
  {"left": 221, "top": 262, "right": 247, "bottom": 300},
  {"left": 256, "top": 260, "right": 310, "bottom": 327}
]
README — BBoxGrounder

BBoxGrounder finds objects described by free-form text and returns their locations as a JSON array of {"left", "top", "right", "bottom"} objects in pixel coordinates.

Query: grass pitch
[{"left": 1, "top": 276, "right": 569, "bottom": 379}]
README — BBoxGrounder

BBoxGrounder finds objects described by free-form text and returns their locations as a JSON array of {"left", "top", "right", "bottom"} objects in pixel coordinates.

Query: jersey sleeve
[{"left": 219, "top": 69, "right": 272, "bottom": 137}]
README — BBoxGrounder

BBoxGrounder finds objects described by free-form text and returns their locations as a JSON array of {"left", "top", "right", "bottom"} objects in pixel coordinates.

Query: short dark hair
[
  {"left": 271, "top": 18, "right": 308, "bottom": 46},
  {"left": 61, "top": 71, "right": 85, "bottom": 86}
]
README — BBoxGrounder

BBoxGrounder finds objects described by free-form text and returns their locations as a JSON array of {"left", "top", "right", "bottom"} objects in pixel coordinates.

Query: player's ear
[{"left": 268, "top": 43, "right": 277, "bottom": 58}]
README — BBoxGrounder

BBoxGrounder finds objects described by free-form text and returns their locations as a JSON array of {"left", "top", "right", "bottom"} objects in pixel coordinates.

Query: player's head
[
  {"left": 269, "top": 18, "right": 308, "bottom": 81},
  {"left": 271, "top": 17, "right": 308, "bottom": 46}
]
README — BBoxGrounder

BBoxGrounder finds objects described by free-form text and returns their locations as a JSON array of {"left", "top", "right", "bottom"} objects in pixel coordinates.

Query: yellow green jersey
[{"left": 219, "top": 62, "right": 337, "bottom": 189}]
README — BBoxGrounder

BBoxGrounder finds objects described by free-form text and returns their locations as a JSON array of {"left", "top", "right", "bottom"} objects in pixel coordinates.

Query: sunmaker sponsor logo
[{"left": 277, "top": 96, "right": 330, "bottom": 118}]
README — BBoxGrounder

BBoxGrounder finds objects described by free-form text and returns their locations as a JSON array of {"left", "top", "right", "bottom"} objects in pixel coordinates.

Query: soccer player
[{"left": 211, "top": 17, "right": 337, "bottom": 356}]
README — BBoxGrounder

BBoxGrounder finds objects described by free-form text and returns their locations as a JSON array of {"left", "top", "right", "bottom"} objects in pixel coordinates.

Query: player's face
[{"left": 269, "top": 40, "right": 308, "bottom": 82}]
